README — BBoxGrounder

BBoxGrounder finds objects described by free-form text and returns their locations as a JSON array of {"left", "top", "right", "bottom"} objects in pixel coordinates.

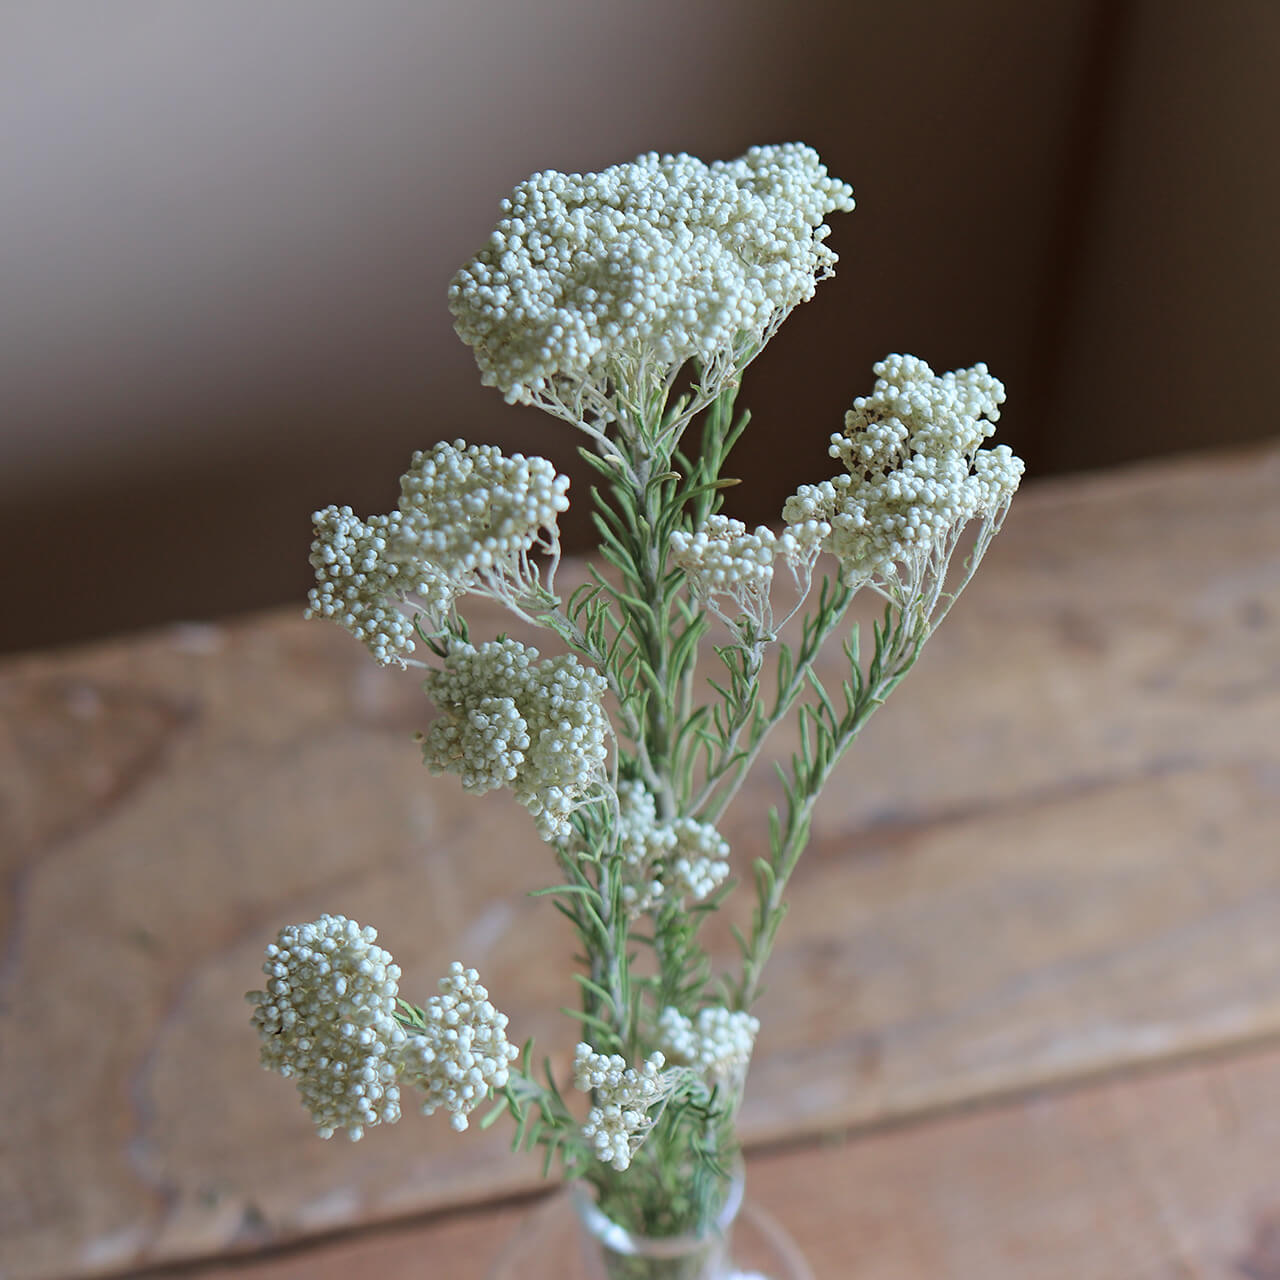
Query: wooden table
[{"left": 3, "top": 445, "right": 1279, "bottom": 1280}]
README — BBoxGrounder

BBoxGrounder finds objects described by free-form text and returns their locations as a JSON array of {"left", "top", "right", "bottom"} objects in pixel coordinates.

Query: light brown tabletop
[{"left": 3, "top": 443, "right": 1279, "bottom": 1280}]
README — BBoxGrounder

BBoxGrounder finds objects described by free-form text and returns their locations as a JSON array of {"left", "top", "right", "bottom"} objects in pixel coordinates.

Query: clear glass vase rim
[{"left": 570, "top": 1161, "right": 746, "bottom": 1260}]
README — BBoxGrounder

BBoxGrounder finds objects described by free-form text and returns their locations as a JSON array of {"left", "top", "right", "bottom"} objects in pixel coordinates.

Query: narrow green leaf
[
  {"left": 478, "top": 1098, "right": 508, "bottom": 1130},
  {"left": 529, "top": 883, "right": 597, "bottom": 899},
  {"left": 560, "top": 1006, "right": 618, "bottom": 1037}
]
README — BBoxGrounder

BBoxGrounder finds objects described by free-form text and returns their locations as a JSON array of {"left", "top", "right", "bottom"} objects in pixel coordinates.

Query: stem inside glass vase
[
  {"left": 485, "top": 1159, "right": 814, "bottom": 1280},
  {"left": 572, "top": 1159, "right": 744, "bottom": 1280}
]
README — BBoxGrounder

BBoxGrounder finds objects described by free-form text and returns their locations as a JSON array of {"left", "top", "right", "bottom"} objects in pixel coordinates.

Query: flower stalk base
[{"left": 487, "top": 1169, "right": 813, "bottom": 1280}]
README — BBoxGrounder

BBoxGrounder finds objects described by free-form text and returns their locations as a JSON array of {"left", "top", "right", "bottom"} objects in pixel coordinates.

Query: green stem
[
  {"left": 691, "top": 576, "right": 854, "bottom": 824},
  {"left": 735, "top": 618, "right": 924, "bottom": 1009}
]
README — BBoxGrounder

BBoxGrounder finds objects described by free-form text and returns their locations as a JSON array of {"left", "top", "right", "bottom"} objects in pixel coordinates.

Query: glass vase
[{"left": 487, "top": 1163, "right": 813, "bottom": 1280}]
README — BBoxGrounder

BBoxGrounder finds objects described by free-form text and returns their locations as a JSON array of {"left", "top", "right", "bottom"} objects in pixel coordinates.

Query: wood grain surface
[
  {"left": 2, "top": 444, "right": 1278, "bottom": 1280},
  {"left": 205, "top": 1043, "right": 1280, "bottom": 1280}
]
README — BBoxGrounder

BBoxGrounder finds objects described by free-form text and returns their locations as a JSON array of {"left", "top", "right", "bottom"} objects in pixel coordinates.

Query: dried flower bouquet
[{"left": 248, "top": 143, "right": 1023, "bottom": 1258}]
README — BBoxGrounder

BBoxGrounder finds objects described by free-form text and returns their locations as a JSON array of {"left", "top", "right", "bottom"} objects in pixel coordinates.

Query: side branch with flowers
[{"left": 248, "top": 144, "right": 1023, "bottom": 1249}]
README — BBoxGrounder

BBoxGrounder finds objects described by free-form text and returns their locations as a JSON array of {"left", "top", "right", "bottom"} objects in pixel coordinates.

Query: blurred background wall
[{"left": 1, "top": 0, "right": 1276, "bottom": 655}]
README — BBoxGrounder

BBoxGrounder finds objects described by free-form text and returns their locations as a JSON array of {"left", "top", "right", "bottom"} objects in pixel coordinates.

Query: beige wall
[
  {"left": 1040, "top": 0, "right": 1280, "bottom": 471},
  {"left": 1, "top": 1, "right": 1272, "bottom": 655}
]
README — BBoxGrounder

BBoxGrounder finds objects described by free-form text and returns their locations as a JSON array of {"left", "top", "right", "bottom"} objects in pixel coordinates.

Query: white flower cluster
[
  {"left": 420, "top": 638, "right": 610, "bottom": 840},
  {"left": 249, "top": 920, "right": 517, "bottom": 1141},
  {"left": 305, "top": 440, "right": 571, "bottom": 666},
  {"left": 670, "top": 514, "right": 829, "bottom": 640},
  {"left": 656, "top": 1006, "right": 760, "bottom": 1083},
  {"left": 247, "top": 914, "right": 407, "bottom": 1140},
  {"left": 305, "top": 506, "right": 456, "bottom": 666},
  {"left": 449, "top": 144, "right": 855, "bottom": 405},
  {"left": 669, "top": 514, "right": 781, "bottom": 600},
  {"left": 394, "top": 439, "right": 570, "bottom": 579},
  {"left": 668, "top": 818, "right": 733, "bottom": 901},
  {"left": 612, "top": 780, "right": 671, "bottom": 914},
  {"left": 573, "top": 1043, "right": 672, "bottom": 1171},
  {"left": 783, "top": 355, "right": 1024, "bottom": 589},
  {"left": 608, "top": 781, "right": 731, "bottom": 916},
  {"left": 396, "top": 962, "right": 519, "bottom": 1131}
]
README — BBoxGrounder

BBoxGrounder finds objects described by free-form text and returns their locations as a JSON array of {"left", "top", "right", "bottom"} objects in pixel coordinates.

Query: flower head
[
  {"left": 394, "top": 439, "right": 570, "bottom": 579},
  {"left": 449, "top": 144, "right": 854, "bottom": 404},
  {"left": 247, "top": 914, "right": 406, "bottom": 1140},
  {"left": 573, "top": 1044, "right": 673, "bottom": 1171},
  {"left": 420, "top": 639, "right": 610, "bottom": 839},
  {"left": 601, "top": 781, "right": 731, "bottom": 916},
  {"left": 670, "top": 513, "right": 820, "bottom": 636},
  {"left": 395, "top": 962, "right": 519, "bottom": 1131},
  {"left": 304, "top": 506, "right": 456, "bottom": 666},
  {"left": 657, "top": 1006, "right": 759, "bottom": 1084},
  {"left": 670, "top": 515, "right": 781, "bottom": 606},
  {"left": 305, "top": 441, "right": 571, "bottom": 664},
  {"left": 667, "top": 818, "right": 731, "bottom": 903},
  {"left": 611, "top": 780, "right": 673, "bottom": 915},
  {"left": 783, "top": 354, "right": 1024, "bottom": 590}
]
